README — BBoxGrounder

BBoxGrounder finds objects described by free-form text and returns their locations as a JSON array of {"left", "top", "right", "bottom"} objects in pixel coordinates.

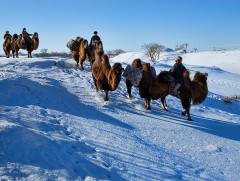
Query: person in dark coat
[
  {"left": 169, "top": 56, "right": 186, "bottom": 94},
  {"left": 89, "top": 31, "right": 101, "bottom": 53},
  {"left": 22, "top": 28, "right": 32, "bottom": 42},
  {"left": 3, "top": 31, "right": 12, "bottom": 46},
  {"left": 3, "top": 31, "right": 11, "bottom": 39},
  {"left": 22, "top": 28, "right": 32, "bottom": 37}
]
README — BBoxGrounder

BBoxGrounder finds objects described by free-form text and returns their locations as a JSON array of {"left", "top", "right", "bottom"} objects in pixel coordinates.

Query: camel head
[
  {"left": 12, "top": 34, "right": 18, "bottom": 40},
  {"left": 112, "top": 63, "right": 124, "bottom": 75},
  {"left": 193, "top": 71, "right": 208, "bottom": 83},
  {"left": 132, "top": 58, "right": 143, "bottom": 68},
  {"left": 32, "top": 32, "right": 39, "bottom": 38},
  {"left": 93, "top": 40, "right": 104, "bottom": 55},
  {"left": 142, "top": 63, "right": 151, "bottom": 72},
  {"left": 108, "top": 62, "right": 124, "bottom": 91}
]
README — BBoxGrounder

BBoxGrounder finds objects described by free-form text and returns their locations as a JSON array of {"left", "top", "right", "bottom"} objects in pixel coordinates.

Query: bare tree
[
  {"left": 106, "top": 49, "right": 125, "bottom": 58},
  {"left": 155, "top": 44, "right": 165, "bottom": 60},
  {"left": 40, "top": 48, "right": 48, "bottom": 55},
  {"left": 142, "top": 43, "right": 165, "bottom": 61},
  {"left": 142, "top": 43, "right": 157, "bottom": 61},
  {"left": 193, "top": 48, "right": 198, "bottom": 52},
  {"left": 175, "top": 43, "right": 189, "bottom": 52}
]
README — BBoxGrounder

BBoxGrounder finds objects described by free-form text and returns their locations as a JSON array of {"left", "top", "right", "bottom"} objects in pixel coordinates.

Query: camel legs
[
  {"left": 27, "top": 50, "right": 33, "bottom": 58},
  {"left": 16, "top": 50, "right": 19, "bottom": 58},
  {"left": 181, "top": 98, "right": 192, "bottom": 121},
  {"left": 12, "top": 50, "right": 15, "bottom": 58},
  {"left": 125, "top": 79, "right": 133, "bottom": 99},
  {"left": 80, "top": 60, "right": 84, "bottom": 70},
  {"left": 104, "top": 90, "right": 109, "bottom": 101},
  {"left": 144, "top": 98, "right": 151, "bottom": 110},
  {"left": 161, "top": 95, "right": 168, "bottom": 111},
  {"left": 5, "top": 50, "right": 10, "bottom": 58}
]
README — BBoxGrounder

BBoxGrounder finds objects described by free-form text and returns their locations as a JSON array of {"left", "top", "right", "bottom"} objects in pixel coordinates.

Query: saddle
[
  {"left": 66, "top": 39, "right": 78, "bottom": 51},
  {"left": 168, "top": 77, "right": 180, "bottom": 98},
  {"left": 122, "top": 64, "right": 142, "bottom": 86}
]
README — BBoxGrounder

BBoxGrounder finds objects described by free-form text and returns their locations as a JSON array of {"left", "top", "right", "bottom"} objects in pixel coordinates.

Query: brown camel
[
  {"left": 71, "top": 37, "right": 89, "bottom": 69},
  {"left": 11, "top": 34, "right": 20, "bottom": 58},
  {"left": 138, "top": 63, "right": 172, "bottom": 110},
  {"left": 161, "top": 70, "right": 208, "bottom": 121},
  {"left": 18, "top": 32, "right": 39, "bottom": 58},
  {"left": 2, "top": 35, "right": 12, "bottom": 58},
  {"left": 125, "top": 58, "right": 143, "bottom": 99},
  {"left": 91, "top": 46, "right": 124, "bottom": 101},
  {"left": 89, "top": 40, "right": 103, "bottom": 66}
]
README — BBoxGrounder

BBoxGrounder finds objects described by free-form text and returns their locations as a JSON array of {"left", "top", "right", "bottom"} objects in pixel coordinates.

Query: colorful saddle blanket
[{"left": 122, "top": 65, "right": 142, "bottom": 86}]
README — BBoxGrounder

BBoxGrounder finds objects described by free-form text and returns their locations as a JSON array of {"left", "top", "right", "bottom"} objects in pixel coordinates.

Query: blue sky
[{"left": 1, "top": 0, "right": 240, "bottom": 53}]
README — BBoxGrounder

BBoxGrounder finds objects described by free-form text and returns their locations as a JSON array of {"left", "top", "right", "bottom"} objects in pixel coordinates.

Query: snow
[{"left": 0, "top": 50, "right": 240, "bottom": 181}]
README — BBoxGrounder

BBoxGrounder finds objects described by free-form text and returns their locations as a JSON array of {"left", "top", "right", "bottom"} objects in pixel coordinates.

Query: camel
[
  {"left": 89, "top": 40, "right": 103, "bottom": 66},
  {"left": 11, "top": 34, "right": 20, "bottom": 58},
  {"left": 71, "top": 37, "right": 89, "bottom": 69},
  {"left": 2, "top": 35, "right": 12, "bottom": 58},
  {"left": 91, "top": 45, "right": 124, "bottom": 101},
  {"left": 125, "top": 58, "right": 143, "bottom": 99},
  {"left": 17, "top": 32, "right": 39, "bottom": 58},
  {"left": 161, "top": 70, "right": 208, "bottom": 121},
  {"left": 138, "top": 63, "right": 172, "bottom": 110}
]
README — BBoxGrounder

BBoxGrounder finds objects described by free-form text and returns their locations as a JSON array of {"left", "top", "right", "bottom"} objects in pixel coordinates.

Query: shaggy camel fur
[
  {"left": 138, "top": 63, "right": 172, "bottom": 110},
  {"left": 161, "top": 70, "right": 208, "bottom": 121},
  {"left": 17, "top": 32, "right": 39, "bottom": 58},
  {"left": 11, "top": 34, "right": 20, "bottom": 58},
  {"left": 71, "top": 37, "right": 89, "bottom": 69},
  {"left": 3, "top": 35, "right": 12, "bottom": 58},
  {"left": 89, "top": 40, "right": 103, "bottom": 66},
  {"left": 92, "top": 49, "right": 124, "bottom": 101},
  {"left": 125, "top": 58, "right": 143, "bottom": 98}
]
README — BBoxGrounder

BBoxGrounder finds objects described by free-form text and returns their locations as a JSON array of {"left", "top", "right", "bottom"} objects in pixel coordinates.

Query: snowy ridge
[{"left": 0, "top": 50, "right": 240, "bottom": 180}]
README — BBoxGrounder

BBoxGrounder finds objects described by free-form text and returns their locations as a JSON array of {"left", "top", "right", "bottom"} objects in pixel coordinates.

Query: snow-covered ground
[{"left": 0, "top": 50, "right": 240, "bottom": 180}]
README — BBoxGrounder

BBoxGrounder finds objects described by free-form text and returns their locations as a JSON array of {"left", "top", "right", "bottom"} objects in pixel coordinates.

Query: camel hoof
[
  {"left": 104, "top": 98, "right": 109, "bottom": 101},
  {"left": 145, "top": 106, "right": 151, "bottom": 110},
  {"left": 187, "top": 117, "right": 193, "bottom": 121}
]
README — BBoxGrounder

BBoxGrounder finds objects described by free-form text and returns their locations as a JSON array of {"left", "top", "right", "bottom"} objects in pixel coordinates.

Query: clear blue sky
[{"left": 1, "top": 0, "right": 240, "bottom": 53}]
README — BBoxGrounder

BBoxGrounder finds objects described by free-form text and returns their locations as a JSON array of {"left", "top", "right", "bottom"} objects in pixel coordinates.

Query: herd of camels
[
  {"left": 3, "top": 32, "right": 39, "bottom": 58},
  {"left": 2, "top": 33, "right": 208, "bottom": 121}
]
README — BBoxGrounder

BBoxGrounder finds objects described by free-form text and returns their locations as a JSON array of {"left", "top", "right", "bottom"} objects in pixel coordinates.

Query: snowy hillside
[{"left": 0, "top": 50, "right": 240, "bottom": 181}]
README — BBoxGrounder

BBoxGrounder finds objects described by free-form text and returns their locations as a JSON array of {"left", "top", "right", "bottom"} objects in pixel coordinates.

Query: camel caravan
[
  {"left": 2, "top": 28, "right": 39, "bottom": 58},
  {"left": 66, "top": 31, "right": 208, "bottom": 121},
  {"left": 2, "top": 29, "right": 208, "bottom": 121}
]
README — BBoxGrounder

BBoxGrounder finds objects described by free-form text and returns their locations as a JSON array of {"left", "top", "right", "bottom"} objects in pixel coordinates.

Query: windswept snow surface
[{"left": 0, "top": 50, "right": 240, "bottom": 181}]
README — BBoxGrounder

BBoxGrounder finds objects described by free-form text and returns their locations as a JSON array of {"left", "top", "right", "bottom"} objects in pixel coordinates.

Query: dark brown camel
[
  {"left": 2, "top": 35, "right": 12, "bottom": 58},
  {"left": 91, "top": 44, "right": 124, "bottom": 101},
  {"left": 161, "top": 70, "right": 208, "bottom": 121},
  {"left": 71, "top": 37, "right": 89, "bottom": 69},
  {"left": 18, "top": 32, "right": 39, "bottom": 58},
  {"left": 138, "top": 63, "right": 172, "bottom": 110},
  {"left": 11, "top": 34, "right": 20, "bottom": 58}
]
